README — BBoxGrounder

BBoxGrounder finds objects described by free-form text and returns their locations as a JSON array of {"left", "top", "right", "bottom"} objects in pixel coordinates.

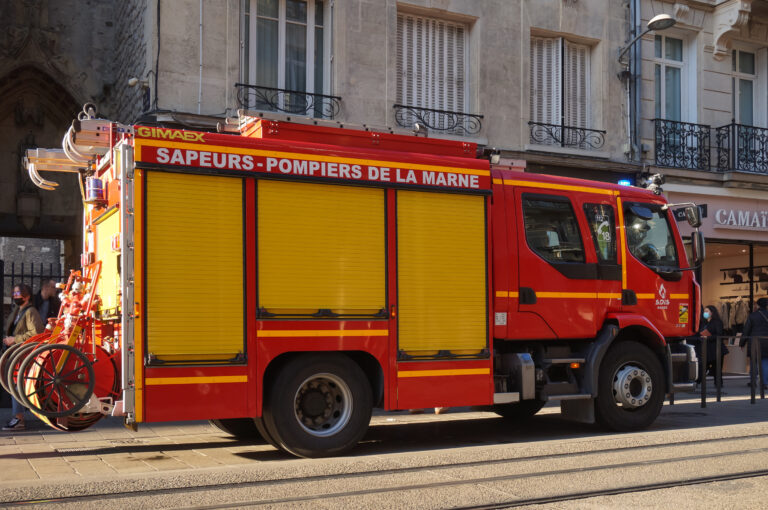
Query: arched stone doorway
[{"left": 0, "top": 66, "right": 83, "bottom": 270}]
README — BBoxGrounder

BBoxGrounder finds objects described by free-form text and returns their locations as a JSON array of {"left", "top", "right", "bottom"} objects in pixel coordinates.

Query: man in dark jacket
[
  {"left": 33, "top": 279, "right": 61, "bottom": 322},
  {"left": 741, "top": 297, "right": 768, "bottom": 390}
]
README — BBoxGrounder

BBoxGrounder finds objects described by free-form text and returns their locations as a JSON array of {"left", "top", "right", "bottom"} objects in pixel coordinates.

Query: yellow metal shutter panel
[
  {"left": 146, "top": 172, "right": 244, "bottom": 361},
  {"left": 94, "top": 210, "right": 120, "bottom": 316},
  {"left": 258, "top": 180, "right": 385, "bottom": 314},
  {"left": 397, "top": 191, "right": 487, "bottom": 353}
]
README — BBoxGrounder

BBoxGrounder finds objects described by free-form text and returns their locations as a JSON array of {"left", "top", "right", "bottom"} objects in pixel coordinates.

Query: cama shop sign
[{"left": 714, "top": 208, "right": 768, "bottom": 231}]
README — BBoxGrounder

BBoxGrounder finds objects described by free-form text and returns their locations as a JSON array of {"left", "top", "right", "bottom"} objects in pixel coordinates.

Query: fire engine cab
[{"left": 6, "top": 104, "right": 703, "bottom": 458}]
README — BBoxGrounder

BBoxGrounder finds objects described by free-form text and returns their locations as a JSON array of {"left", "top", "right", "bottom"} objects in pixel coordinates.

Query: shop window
[
  {"left": 584, "top": 203, "right": 617, "bottom": 264},
  {"left": 623, "top": 202, "right": 679, "bottom": 269},
  {"left": 522, "top": 196, "right": 585, "bottom": 264}
]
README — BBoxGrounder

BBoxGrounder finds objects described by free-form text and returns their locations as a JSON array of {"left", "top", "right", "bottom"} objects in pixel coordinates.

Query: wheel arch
[{"left": 261, "top": 350, "right": 384, "bottom": 410}]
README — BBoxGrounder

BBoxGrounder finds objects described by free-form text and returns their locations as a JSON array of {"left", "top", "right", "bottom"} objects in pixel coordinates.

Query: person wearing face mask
[
  {"left": 699, "top": 305, "right": 727, "bottom": 388},
  {"left": 2, "top": 283, "right": 44, "bottom": 431}
]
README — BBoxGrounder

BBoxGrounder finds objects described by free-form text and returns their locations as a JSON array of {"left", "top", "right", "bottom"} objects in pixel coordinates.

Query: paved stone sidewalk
[{"left": 0, "top": 376, "right": 764, "bottom": 484}]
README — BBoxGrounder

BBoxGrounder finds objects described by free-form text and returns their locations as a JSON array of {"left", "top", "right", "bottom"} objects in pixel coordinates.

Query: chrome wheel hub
[
  {"left": 612, "top": 364, "right": 652, "bottom": 409},
  {"left": 294, "top": 372, "right": 353, "bottom": 437}
]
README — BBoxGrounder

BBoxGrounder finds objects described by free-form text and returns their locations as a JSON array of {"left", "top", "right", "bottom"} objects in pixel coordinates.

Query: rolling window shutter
[
  {"left": 396, "top": 12, "right": 466, "bottom": 114},
  {"left": 146, "top": 172, "right": 244, "bottom": 361},
  {"left": 258, "top": 180, "right": 385, "bottom": 314},
  {"left": 530, "top": 37, "right": 562, "bottom": 128},
  {"left": 397, "top": 191, "right": 487, "bottom": 353},
  {"left": 564, "top": 40, "right": 590, "bottom": 129}
]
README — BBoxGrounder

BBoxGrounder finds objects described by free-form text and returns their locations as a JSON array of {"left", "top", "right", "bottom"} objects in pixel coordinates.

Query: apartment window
[
  {"left": 654, "top": 35, "right": 683, "bottom": 121},
  {"left": 530, "top": 37, "right": 591, "bottom": 138},
  {"left": 242, "top": 0, "right": 328, "bottom": 108},
  {"left": 732, "top": 49, "right": 755, "bottom": 125},
  {"left": 396, "top": 13, "right": 467, "bottom": 113}
]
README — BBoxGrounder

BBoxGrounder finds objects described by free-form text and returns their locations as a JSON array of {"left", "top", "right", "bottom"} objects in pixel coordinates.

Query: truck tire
[
  {"left": 262, "top": 354, "right": 372, "bottom": 458},
  {"left": 209, "top": 418, "right": 265, "bottom": 443},
  {"left": 595, "top": 340, "right": 664, "bottom": 431},
  {"left": 492, "top": 399, "right": 545, "bottom": 420}
]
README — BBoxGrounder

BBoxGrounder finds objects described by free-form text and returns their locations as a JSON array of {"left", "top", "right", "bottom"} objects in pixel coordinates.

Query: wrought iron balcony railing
[
  {"left": 235, "top": 83, "right": 342, "bottom": 119},
  {"left": 393, "top": 104, "right": 483, "bottom": 136},
  {"left": 653, "top": 119, "right": 711, "bottom": 171},
  {"left": 715, "top": 123, "right": 768, "bottom": 174},
  {"left": 528, "top": 121, "right": 606, "bottom": 150}
]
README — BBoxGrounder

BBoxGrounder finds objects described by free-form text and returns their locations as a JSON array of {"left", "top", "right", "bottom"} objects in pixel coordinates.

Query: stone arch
[{"left": 0, "top": 65, "right": 83, "bottom": 269}]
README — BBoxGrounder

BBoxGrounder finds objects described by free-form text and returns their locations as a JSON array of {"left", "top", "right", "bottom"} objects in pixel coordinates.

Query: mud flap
[{"left": 561, "top": 398, "right": 596, "bottom": 424}]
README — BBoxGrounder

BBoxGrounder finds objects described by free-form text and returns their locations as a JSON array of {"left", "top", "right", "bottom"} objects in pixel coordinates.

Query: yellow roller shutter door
[
  {"left": 146, "top": 172, "right": 244, "bottom": 361},
  {"left": 258, "top": 180, "right": 385, "bottom": 315},
  {"left": 398, "top": 191, "right": 487, "bottom": 353},
  {"left": 94, "top": 209, "right": 120, "bottom": 316}
]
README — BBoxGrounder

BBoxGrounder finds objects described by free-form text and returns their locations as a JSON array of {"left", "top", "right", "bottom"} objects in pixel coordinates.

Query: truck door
[
  {"left": 620, "top": 199, "right": 690, "bottom": 336},
  {"left": 515, "top": 189, "right": 599, "bottom": 339}
]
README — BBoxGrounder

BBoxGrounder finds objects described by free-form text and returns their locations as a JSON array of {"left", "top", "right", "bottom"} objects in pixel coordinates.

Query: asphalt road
[{"left": 1, "top": 377, "right": 766, "bottom": 509}]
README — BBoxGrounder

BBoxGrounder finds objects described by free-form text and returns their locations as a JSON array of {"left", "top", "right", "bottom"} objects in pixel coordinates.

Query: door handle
[{"left": 519, "top": 287, "right": 537, "bottom": 305}]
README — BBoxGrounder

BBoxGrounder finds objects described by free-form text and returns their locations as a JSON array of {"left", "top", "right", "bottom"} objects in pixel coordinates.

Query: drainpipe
[
  {"left": 631, "top": 0, "right": 642, "bottom": 161},
  {"left": 198, "top": 0, "right": 204, "bottom": 114}
]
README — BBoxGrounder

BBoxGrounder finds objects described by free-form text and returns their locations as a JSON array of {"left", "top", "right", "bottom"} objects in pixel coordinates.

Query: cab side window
[
  {"left": 522, "top": 195, "right": 585, "bottom": 263},
  {"left": 584, "top": 203, "right": 617, "bottom": 264}
]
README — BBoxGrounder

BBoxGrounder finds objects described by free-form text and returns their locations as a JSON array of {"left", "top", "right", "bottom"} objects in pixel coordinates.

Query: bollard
[
  {"left": 750, "top": 336, "right": 757, "bottom": 405},
  {"left": 715, "top": 335, "right": 722, "bottom": 402},
  {"left": 758, "top": 336, "right": 765, "bottom": 400},
  {"left": 700, "top": 335, "right": 707, "bottom": 408}
]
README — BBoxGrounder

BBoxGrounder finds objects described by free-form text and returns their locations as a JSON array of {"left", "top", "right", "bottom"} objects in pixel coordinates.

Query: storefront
[{"left": 666, "top": 185, "right": 768, "bottom": 374}]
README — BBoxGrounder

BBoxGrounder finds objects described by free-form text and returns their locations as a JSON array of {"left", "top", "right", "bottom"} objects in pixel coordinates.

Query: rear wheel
[
  {"left": 595, "top": 341, "right": 664, "bottom": 431},
  {"left": 209, "top": 418, "right": 265, "bottom": 443},
  {"left": 263, "top": 354, "right": 372, "bottom": 458},
  {"left": 492, "top": 399, "right": 545, "bottom": 420}
]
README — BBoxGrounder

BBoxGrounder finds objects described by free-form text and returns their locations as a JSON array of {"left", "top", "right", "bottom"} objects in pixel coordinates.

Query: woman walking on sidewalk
[{"left": 2, "top": 284, "right": 44, "bottom": 431}]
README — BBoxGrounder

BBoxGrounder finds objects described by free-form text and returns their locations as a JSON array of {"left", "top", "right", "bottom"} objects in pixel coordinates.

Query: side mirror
[
  {"left": 691, "top": 231, "right": 705, "bottom": 267},
  {"left": 685, "top": 205, "right": 702, "bottom": 228}
]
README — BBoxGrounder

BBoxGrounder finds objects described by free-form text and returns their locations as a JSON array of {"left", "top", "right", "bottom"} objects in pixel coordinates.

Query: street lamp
[
  {"left": 618, "top": 14, "right": 676, "bottom": 160},
  {"left": 618, "top": 14, "right": 676, "bottom": 62}
]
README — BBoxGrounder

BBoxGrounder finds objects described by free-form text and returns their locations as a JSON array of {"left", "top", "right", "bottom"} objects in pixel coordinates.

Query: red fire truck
[{"left": 6, "top": 105, "right": 703, "bottom": 458}]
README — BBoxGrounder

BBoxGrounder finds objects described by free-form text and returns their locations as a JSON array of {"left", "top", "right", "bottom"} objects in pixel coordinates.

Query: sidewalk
[{"left": 0, "top": 376, "right": 765, "bottom": 485}]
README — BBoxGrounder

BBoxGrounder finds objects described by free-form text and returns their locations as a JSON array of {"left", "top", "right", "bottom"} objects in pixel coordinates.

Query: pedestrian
[
  {"left": 699, "top": 305, "right": 727, "bottom": 387},
  {"left": 33, "top": 279, "right": 61, "bottom": 323},
  {"left": 2, "top": 283, "right": 44, "bottom": 431},
  {"left": 740, "top": 297, "right": 768, "bottom": 390}
]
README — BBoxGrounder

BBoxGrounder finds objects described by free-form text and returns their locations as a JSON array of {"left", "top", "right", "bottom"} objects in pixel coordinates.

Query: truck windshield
[{"left": 623, "top": 202, "right": 679, "bottom": 269}]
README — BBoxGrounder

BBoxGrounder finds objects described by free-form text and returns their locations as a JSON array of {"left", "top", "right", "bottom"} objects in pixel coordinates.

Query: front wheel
[
  {"left": 263, "top": 354, "right": 372, "bottom": 458},
  {"left": 595, "top": 341, "right": 665, "bottom": 431}
]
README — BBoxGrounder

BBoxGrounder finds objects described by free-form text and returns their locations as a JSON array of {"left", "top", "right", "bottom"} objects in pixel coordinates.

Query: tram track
[{"left": 5, "top": 432, "right": 768, "bottom": 507}]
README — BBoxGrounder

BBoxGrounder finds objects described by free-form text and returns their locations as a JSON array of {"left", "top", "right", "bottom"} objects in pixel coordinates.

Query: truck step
[
  {"left": 670, "top": 353, "right": 688, "bottom": 362},
  {"left": 543, "top": 358, "right": 586, "bottom": 365},
  {"left": 672, "top": 382, "right": 696, "bottom": 392},
  {"left": 493, "top": 392, "right": 520, "bottom": 404},
  {"left": 546, "top": 393, "right": 593, "bottom": 402}
]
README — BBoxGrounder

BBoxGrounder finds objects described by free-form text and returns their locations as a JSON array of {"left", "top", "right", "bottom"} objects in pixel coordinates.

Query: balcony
[
  {"left": 393, "top": 104, "right": 483, "bottom": 136},
  {"left": 715, "top": 123, "right": 768, "bottom": 174},
  {"left": 653, "top": 119, "right": 711, "bottom": 171},
  {"left": 528, "top": 122, "right": 606, "bottom": 150},
  {"left": 235, "top": 83, "right": 342, "bottom": 119}
]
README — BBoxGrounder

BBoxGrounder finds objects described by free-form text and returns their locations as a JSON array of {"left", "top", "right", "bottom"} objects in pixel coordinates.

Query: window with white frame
[
  {"left": 654, "top": 35, "right": 684, "bottom": 122},
  {"left": 396, "top": 12, "right": 467, "bottom": 115},
  {"left": 530, "top": 37, "right": 591, "bottom": 146},
  {"left": 242, "top": 0, "right": 328, "bottom": 114},
  {"left": 732, "top": 49, "right": 756, "bottom": 126}
]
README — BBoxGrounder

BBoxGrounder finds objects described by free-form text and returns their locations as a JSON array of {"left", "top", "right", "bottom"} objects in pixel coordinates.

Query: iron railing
[
  {"left": 715, "top": 123, "right": 768, "bottom": 174},
  {"left": 393, "top": 104, "right": 483, "bottom": 136},
  {"left": 528, "top": 121, "right": 606, "bottom": 150},
  {"left": 235, "top": 83, "right": 342, "bottom": 119},
  {"left": 653, "top": 119, "right": 711, "bottom": 171}
]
